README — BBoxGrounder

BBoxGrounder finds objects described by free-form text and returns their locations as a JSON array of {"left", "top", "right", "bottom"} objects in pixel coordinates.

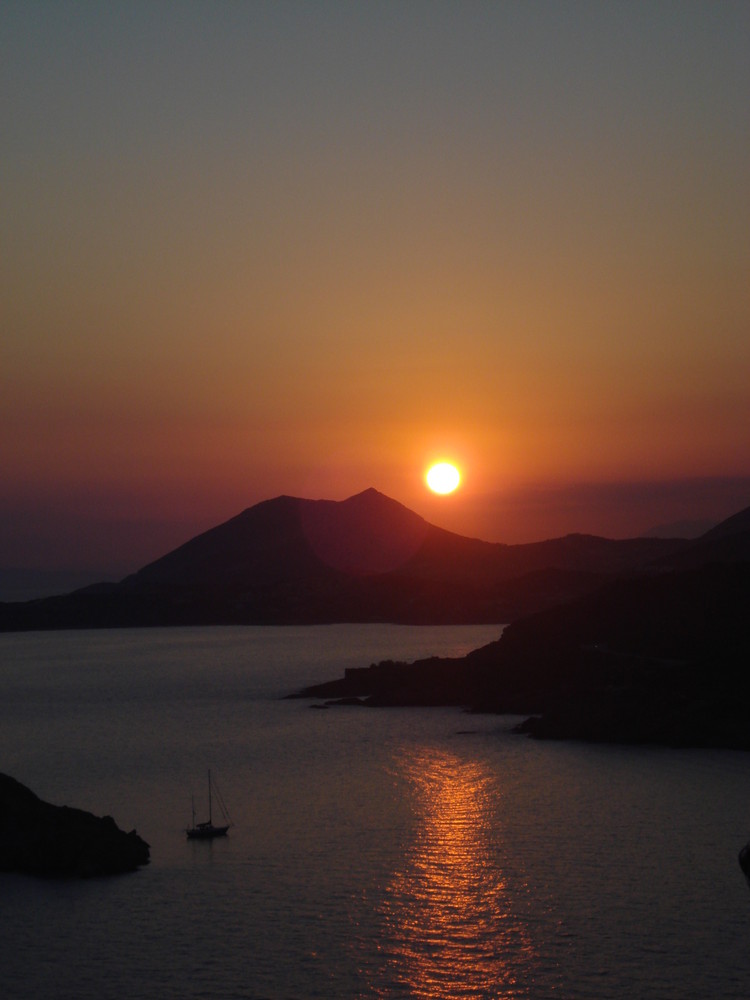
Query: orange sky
[{"left": 2, "top": 2, "right": 749, "bottom": 578}]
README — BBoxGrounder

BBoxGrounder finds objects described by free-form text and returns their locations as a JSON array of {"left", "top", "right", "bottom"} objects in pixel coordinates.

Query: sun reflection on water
[{"left": 368, "top": 745, "right": 535, "bottom": 999}]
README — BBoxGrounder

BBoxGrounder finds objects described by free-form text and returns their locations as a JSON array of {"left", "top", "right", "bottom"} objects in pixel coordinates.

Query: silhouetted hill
[
  {"left": 650, "top": 503, "right": 750, "bottom": 570},
  {"left": 125, "top": 490, "right": 430, "bottom": 588},
  {"left": 293, "top": 503, "right": 750, "bottom": 748},
  {"left": 0, "top": 488, "right": 695, "bottom": 631},
  {"left": 699, "top": 504, "right": 750, "bottom": 541}
]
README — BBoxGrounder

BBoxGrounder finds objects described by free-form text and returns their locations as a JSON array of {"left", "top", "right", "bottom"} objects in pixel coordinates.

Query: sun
[{"left": 426, "top": 462, "right": 461, "bottom": 495}]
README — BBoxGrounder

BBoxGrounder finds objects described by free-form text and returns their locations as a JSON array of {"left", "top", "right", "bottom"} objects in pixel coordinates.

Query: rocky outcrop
[{"left": 0, "top": 773, "right": 150, "bottom": 877}]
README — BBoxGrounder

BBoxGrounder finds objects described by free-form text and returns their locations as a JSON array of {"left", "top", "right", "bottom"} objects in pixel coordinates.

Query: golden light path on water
[{"left": 368, "top": 745, "right": 536, "bottom": 999}]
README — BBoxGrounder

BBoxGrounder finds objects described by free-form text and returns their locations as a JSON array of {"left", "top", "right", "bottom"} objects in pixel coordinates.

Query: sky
[{"left": 2, "top": 1, "right": 749, "bottom": 582}]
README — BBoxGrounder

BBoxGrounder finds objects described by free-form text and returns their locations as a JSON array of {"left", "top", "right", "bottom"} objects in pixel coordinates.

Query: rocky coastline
[
  {"left": 0, "top": 773, "right": 150, "bottom": 878},
  {"left": 291, "top": 560, "right": 750, "bottom": 751}
]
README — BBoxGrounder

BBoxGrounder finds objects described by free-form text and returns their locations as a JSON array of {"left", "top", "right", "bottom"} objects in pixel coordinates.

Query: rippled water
[
  {"left": 1, "top": 625, "right": 750, "bottom": 999},
  {"left": 368, "top": 746, "right": 535, "bottom": 999}
]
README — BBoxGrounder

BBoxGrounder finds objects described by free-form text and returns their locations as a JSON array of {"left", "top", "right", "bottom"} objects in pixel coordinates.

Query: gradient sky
[{"left": 3, "top": 1, "right": 749, "bottom": 577}]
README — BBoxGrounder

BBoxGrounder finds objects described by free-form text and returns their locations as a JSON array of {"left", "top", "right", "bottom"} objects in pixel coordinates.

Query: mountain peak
[
  {"left": 350, "top": 486, "right": 383, "bottom": 498},
  {"left": 299, "top": 488, "right": 428, "bottom": 575},
  {"left": 339, "top": 486, "right": 425, "bottom": 517}
]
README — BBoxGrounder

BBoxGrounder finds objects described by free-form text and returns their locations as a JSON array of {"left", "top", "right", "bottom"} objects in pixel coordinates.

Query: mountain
[{"left": 0, "top": 488, "right": 698, "bottom": 632}]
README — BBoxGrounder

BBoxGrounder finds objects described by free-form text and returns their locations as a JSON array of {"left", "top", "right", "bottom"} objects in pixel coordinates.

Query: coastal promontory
[
  {"left": 0, "top": 773, "right": 150, "bottom": 877},
  {"left": 292, "top": 502, "right": 750, "bottom": 750}
]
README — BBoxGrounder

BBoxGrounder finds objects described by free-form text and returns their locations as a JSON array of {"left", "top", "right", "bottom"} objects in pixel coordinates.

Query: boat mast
[{"left": 208, "top": 769, "right": 213, "bottom": 825}]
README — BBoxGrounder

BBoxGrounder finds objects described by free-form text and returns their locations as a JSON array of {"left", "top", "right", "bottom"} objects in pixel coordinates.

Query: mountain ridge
[{"left": 0, "top": 488, "right": 739, "bottom": 632}]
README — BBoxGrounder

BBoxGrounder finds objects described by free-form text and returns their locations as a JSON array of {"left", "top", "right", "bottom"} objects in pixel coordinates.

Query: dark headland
[
  {"left": 0, "top": 773, "right": 150, "bottom": 877},
  {"left": 291, "top": 502, "right": 750, "bottom": 751}
]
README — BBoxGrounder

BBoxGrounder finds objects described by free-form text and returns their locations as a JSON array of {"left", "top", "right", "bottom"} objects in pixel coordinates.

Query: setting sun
[{"left": 426, "top": 462, "right": 461, "bottom": 495}]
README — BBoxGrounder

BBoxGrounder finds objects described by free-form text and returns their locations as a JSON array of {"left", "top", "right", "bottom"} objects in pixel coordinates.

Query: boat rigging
[{"left": 186, "top": 770, "right": 232, "bottom": 840}]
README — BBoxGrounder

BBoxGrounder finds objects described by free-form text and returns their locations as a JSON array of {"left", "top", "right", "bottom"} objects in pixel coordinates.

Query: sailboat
[{"left": 186, "top": 770, "right": 232, "bottom": 840}]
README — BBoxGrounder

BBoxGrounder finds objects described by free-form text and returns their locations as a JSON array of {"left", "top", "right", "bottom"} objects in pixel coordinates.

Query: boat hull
[{"left": 186, "top": 823, "right": 229, "bottom": 840}]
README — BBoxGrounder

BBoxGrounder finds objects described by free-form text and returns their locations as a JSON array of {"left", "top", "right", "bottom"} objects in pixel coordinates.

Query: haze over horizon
[{"left": 3, "top": 2, "right": 749, "bottom": 583}]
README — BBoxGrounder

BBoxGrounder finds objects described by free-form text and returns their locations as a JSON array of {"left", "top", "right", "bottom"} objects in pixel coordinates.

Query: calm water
[{"left": 1, "top": 625, "right": 750, "bottom": 999}]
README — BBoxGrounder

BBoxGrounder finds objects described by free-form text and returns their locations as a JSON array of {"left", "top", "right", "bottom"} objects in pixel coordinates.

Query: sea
[{"left": 1, "top": 624, "right": 749, "bottom": 1000}]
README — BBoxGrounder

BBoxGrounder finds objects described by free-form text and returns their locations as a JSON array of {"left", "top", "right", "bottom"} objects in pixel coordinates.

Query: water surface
[{"left": 1, "top": 625, "right": 749, "bottom": 998}]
